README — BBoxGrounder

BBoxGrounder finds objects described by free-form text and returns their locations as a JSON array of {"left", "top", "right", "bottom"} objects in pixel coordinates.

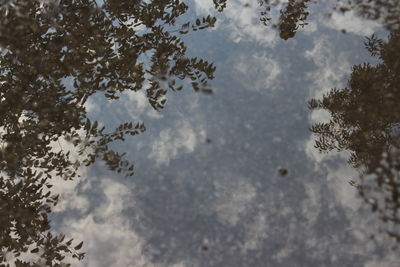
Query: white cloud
[
  {"left": 326, "top": 164, "right": 362, "bottom": 211},
  {"left": 305, "top": 36, "right": 352, "bottom": 98},
  {"left": 212, "top": 177, "right": 257, "bottom": 226},
  {"left": 58, "top": 178, "right": 155, "bottom": 267},
  {"left": 301, "top": 182, "right": 322, "bottom": 225},
  {"left": 302, "top": 20, "right": 318, "bottom": 35},
  {"left": 193, "top": 0, "right": 215, "bottom": 15},
  {"left": 84, "top": 97, "right": 100, "bottom": 115},
  {"left": 148, "top": 119, "right": 204, "bottom": 166},
  {"left": 323, "top": 10, "right": 381, "bottom": 36},
  {"left": 194, "top": 0, "right": 279, "bottom": 47},
  {"left": 123, "top": 89, "right": 162, "bottom": 120},
  {"left": 234, "top": 53, "right": 281, "bottom": 91},
  {"left": 241, "top": 213, "right": 268, "bottom": 252},
  {"left": 364, "top": 254, "right": 400, "bottom": 267}
]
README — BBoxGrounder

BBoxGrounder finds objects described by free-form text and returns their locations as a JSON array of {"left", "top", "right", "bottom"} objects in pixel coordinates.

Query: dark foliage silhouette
[
  {"left": 0, "top": 0, "right": 216, "bottom": 265},
  {"left": 309, "top": 31, "right": 400, "bottom": 242},
  {"left": 258, "top": 0, "right": 311, "bottom": 40}
]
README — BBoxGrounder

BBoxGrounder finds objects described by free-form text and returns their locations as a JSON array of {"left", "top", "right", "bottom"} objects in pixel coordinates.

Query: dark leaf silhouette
[
  {"left": 309, "top": 31, "right": 400, "bottom": 241},
  {"left": 74, "top": 241, "right": 83, "bottom": 250},
  {"left": 0, "top": 0, "right": 216, "bottom": 265}
]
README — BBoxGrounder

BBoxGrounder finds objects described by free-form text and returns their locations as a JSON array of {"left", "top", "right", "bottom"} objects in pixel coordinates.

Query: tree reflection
[
  {"left": 256, "top": 0, "right": 311, "bottom": 40},
  {"left": 214, "top": 0, "right": 399, "bottom": 40},
  {"left": 214, "top": 0, "right": 311, "bottom": 40},
  {"left": 0, "top": 0, "right": 216, "bottom": 265},
  {"left": 333, "top": 0, "right": 400, "bottom": 32},
  {"left": 309, "top": 31, "right": 400, "bottom": 241}
]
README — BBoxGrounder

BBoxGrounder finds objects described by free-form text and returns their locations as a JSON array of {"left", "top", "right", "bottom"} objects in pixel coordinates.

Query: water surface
[{"left": 0, "top": 0, "right": 399, "bottom": 266}]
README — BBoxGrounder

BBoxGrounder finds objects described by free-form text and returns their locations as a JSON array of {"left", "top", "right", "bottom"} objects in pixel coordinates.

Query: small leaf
[{"left": 74, "top": 241, "right": 83, "bottom": 250}]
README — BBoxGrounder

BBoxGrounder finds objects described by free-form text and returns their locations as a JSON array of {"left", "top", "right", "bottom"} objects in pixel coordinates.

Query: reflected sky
[{"left": 1, "top": 0, "right": 399, "bottom": 266}]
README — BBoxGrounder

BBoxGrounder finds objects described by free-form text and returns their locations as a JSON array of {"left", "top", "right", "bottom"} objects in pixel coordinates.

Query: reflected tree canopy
[
  {"left": 1, "top": 0, "right": 400, "bottom": 265},
  {"left": 0, "top": 0, "right": 216, "bottom": 265},
  {"left": 213, "top": 0, "right": 311, "bottom": 40},
  {"left": 332, "top": 0, "right": 400, "bottom": 31},
  {"left": 214, "top": 0, "right": 399, "bottom": 40},
  {"left": 309, "top": 31, "right": 400, "bottom": 241}
]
